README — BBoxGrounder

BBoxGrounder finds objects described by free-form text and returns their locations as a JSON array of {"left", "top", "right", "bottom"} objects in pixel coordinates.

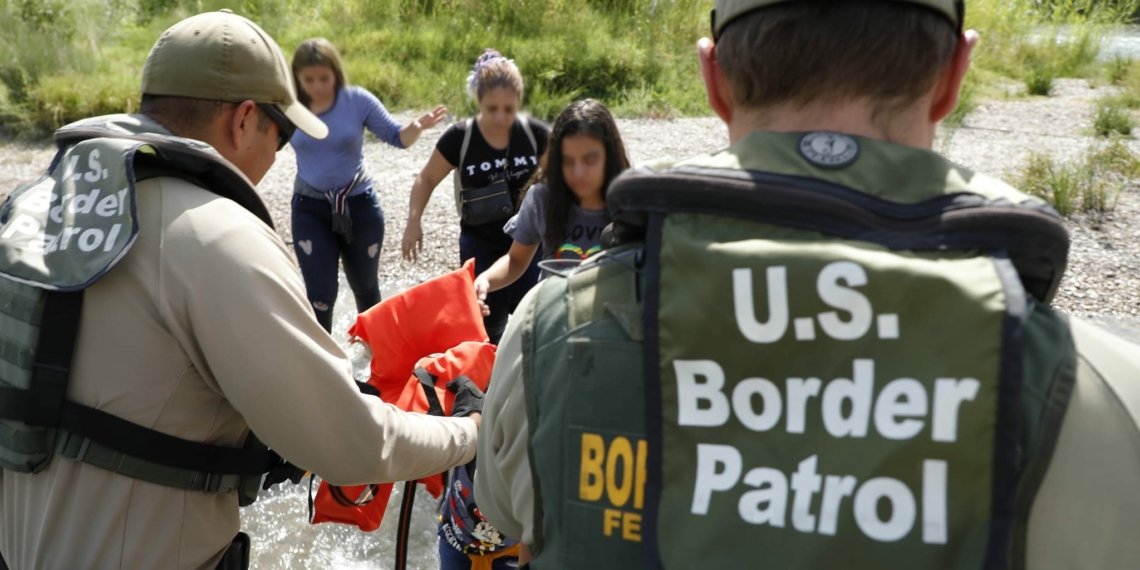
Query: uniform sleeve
[
  {"left": 474, "top": 286, "right": 541, "bottom": 546},
  {"left": 436, "top": 122, "right": 465, "bottom": 168},
  {"left": 1026, "top": 319, "right": 1140, "bottom": 568},
  {"left": 503, "top": 183, "right": 546, "bottom": 247},
  {"left": 170, "top": 207, "right": 478, "bottom": 486},
  {"left": 357, "top": 87, "right": 406, "bottom": 149}
]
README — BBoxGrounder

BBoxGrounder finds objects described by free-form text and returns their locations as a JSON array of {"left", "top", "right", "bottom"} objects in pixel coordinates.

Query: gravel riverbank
[{"left": 2, "top": 85, "right": 1137, "bottom": 335}]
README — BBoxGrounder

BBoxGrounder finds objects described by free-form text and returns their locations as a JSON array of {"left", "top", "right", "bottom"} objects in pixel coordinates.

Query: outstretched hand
[{"left": 415, "top": 105, "right": 448, "bottom": 131}]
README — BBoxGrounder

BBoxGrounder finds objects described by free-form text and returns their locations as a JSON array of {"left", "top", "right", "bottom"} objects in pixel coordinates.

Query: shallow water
[
  {"left": 1104, "top": 27, "right": 1140, "bottom": 60},
  {"left": 241, "top": 271, "right": 448, "bottom": 570}
]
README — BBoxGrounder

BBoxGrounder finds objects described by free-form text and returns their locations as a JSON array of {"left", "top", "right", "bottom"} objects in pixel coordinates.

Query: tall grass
[
  {"left": 1095, "top": 96, "right": 1137, "bottom": 136},
  {"left": 3, "top": 0, "right": 1140, "bottom": 138},
  {"left": 1016, "top": 140, "right": 1135, "bottom": 215},
  {"left": 0, "top": 0, "right": 708, "bottom": 137}
]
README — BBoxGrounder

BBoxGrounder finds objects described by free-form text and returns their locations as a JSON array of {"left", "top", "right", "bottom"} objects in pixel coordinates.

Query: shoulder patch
[{"left": 798, "top": 131, "right": 860, "bottom": 169}]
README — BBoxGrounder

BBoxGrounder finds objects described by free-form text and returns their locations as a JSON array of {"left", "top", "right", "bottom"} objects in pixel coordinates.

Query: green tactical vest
[
  {"left": 0, "top": 114, "right": 288, "bottom": 506},
  {"left": 522, "top": 132, "right": 1078, "bottom": 570}
]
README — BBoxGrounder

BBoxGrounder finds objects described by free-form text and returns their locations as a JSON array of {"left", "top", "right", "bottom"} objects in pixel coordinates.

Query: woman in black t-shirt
[{"left": 401, "top": 49, "right": 550, "bottom": 343}]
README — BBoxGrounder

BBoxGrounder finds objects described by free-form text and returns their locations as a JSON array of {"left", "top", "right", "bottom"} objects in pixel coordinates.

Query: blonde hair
[
  {"left": 467, "top": 48, "right": 524, "bottom": 102},
  {"left": 291, "top": 38, "right": 348, "bottom": 108}
]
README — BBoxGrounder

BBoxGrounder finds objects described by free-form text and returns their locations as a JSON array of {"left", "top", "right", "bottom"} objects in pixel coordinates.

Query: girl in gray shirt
[{"left": 473, "top": 99, "right": 631, "bottom": 317}]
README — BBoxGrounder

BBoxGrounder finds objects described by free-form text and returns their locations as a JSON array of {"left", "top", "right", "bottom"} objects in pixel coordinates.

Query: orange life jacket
[{"left": 311, "top": 260, "right": 494, "bottom": 532}]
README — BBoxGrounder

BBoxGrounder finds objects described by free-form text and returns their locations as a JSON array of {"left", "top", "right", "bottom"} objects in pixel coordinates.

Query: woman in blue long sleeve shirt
[{"left": 289, "top": 38, "right": 447, "bottom": 331}]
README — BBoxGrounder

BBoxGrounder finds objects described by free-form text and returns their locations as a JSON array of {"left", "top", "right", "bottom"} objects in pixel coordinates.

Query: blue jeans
[
  {"left": 460, "top": 232, "right": 541, "bottom": 344},
  {"left": 439, "top": 538, "right": 519, "bottom": 570},
  {"left": 291, "top": 189, "right": 385, "bottom": 332}
]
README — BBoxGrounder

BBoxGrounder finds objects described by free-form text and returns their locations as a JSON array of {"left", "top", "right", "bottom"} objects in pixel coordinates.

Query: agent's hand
[
  {"left": 473, "top": 275, "right": 492, "bottom": 316},
  {"left": 415, "top": 105, "right": 448, "bottom": 131},
  {"left": 401, "top": 220, "right": 423, "bottom": 262},
  {"left": 447, "top": 376, "right": 484, "bottom": 418},
  {"left": 262, "top": 462, "right": 307, "bottom": 491}
]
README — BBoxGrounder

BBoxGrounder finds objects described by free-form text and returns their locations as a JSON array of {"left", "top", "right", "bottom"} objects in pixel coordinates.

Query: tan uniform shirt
[
  {"left": 1, "top": 175, "right": 478, "bottom": 569},
  {"left": 476, "top": 289, "right": 1140, "bottom": 568}
]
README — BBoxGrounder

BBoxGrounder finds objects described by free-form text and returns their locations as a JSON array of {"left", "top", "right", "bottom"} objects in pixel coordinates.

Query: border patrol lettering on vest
[
  {"left": 2, "top": 155, "right": 130, "bottom": 257},
  {"left": 675, "top": 261, "right": 979, "bottom": 545},
  {"left": 579, "top": 434, "right": 649, "bottom": 542}
]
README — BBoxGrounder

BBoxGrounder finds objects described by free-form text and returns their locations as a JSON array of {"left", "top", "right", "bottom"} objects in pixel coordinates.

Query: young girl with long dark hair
[{"left": 472, "top": 99, "right": 630, "bottom": 312}]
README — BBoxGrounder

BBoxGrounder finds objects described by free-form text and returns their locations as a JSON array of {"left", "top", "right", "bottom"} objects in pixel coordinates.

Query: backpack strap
[
  {"left": 608, "top": 168, "right": 1069, "bottom": 303},
  {"left": 460, "top": 118, "right": 475, "bottom": 168},
  {"left": 518, "top": 116, "right": 538, "bottom": 155},
  {"left": 452, "top": 118, "right": 476, "bottom": 217},
  {"left": 23, "top": 291, "right": 83, "bottom": 428},
  {"left": 413, "top": 367, "right": 446, "bottom": 418},
  {"left": 393, "top": 367, "right": 450, "bottom": 570}
]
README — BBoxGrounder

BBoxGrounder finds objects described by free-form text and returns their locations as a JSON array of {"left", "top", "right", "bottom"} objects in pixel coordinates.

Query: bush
[
  {"left": 1015, "top": 140, "right": 1135, "bottom": 216},
  {"left": 1094, "top": 97, "right": 1136, "bottom": 137},
  {"left": 0, "top": 0, "right": 710, "bottom": 136},
  {"left": 1106, "top": 56, "right": 1134, "bottom": 85},
  {"left": 1024, "top": 62, "right": 1057, "bottom": 96},
  {"left": 4, "top": 0, "right": 1140, "bottom": 137}
]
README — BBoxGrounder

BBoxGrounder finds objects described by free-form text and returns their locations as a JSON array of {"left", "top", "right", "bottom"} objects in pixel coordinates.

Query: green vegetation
[
  {"left": 1015, "top": 139, "right": 1137, "bottom": 215},
  {"left": 966, "top": 0, "right": 1137, "bottom": 98},
  {"left": 2, "top": 0, "right": 1140, "bottom": 138},
  {"left": 1106, "top": 55, "right": 1134, "bottom": 84},
  {"left": 0, "top": 0, "right": 708, "bottom": 138},
  {"left": 1024, "top": 62, "right": 1057, "bottom": 96},
  {"left": 1095, "top": 96, "right": 1136, "bottom": 136}
]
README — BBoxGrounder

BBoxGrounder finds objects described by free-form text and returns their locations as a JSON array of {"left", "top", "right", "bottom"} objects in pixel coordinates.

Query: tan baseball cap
[
  {"left": 712, "top": 0, "right": 963, "bottom": 38},
  {"left": 141, "top": 9, "right": 327, "bottom": 140}
]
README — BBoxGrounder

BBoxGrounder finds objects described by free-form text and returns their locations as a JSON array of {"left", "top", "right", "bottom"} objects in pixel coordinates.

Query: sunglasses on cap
[{"left": 257, "top": 103, "right": 297, "bottom": 151}]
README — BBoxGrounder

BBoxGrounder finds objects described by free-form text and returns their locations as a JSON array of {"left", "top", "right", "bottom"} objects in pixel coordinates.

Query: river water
[
  {"left": 240, "top": 273, "right": 450, "bottom": 570},
  {"left": 1103, "top": 27, "right": 1140, "bottom": 59}
]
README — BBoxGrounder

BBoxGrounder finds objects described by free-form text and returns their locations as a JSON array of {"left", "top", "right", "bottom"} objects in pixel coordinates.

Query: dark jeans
[
  {"left": 439, "top": 538, "right": 518, "bottom": 570},
  {"left": 291, "top": 189, "right": 385, "bottom": 332},
  {"left": 460, "top": 232, "right": 541, "bottom": 344}
]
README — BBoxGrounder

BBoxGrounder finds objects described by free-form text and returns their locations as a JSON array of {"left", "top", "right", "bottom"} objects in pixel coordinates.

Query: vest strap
[
  {"left": 608, "top": 168, "right": 1069, "bottom": 303},
  {"left": 24, "top": 291, "right": 83, "bottom": 428},
  {"left": 413, "top": 367, "right": 446, "bottom": 418},
  {"left": 0, "top": 386, "right": 282, "bottom": 477},
  {"left": 56, "top": 430, "right": 243, "bottom": 493}
]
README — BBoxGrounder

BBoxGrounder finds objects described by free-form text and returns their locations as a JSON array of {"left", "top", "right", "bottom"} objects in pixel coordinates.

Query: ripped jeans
[{"left": 291, "top": 188, "right": 385, "bottom": 332}]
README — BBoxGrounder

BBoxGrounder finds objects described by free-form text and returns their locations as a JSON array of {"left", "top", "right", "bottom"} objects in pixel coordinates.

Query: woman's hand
[
  {"left": 401, "top": 220, "right": 423, "bottom": 262},
  {"left": 473, "top": 275, "right": 492, "bottom": 316},
  {"left": 415, "top": 105, "right": 448, "bottom": 131},
  {"left": 400, "top": 106, "right": 448, "bottom": 147}
]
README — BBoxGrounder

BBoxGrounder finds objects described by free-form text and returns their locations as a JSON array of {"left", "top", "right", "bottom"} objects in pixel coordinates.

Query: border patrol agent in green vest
[
  {"left": 0, "top": 10, "right": 481, "bottom": 570},
  {"left": 474, "top": 1, "right": 1140, "bottom": 569}
]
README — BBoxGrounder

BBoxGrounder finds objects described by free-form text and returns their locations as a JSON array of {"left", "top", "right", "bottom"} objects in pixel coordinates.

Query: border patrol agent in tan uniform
[
  {"left": 0, "top": 11, "right": 481, "bottom": 570},
  {"left": 475, "top": 1, "right": 1140, "bottom": 569}
]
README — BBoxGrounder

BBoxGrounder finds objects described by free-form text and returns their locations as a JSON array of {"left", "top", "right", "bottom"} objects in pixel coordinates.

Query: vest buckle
[{"left": 57, "top": 432, "right": 91, "bottom": 462}]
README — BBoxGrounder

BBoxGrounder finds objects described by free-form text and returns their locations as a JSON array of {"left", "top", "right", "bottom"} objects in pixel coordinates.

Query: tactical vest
[
  {"left": 0, "top": 114, "right": 289, "bottom": 506},
  {"left": 521, "top": 132, "right": 1078, "bottom": 570}
]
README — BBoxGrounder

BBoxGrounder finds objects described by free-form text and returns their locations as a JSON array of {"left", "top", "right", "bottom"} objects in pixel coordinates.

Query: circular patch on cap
[{"left": 798, "top": 132, "right": 860, "bottom": 169}]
